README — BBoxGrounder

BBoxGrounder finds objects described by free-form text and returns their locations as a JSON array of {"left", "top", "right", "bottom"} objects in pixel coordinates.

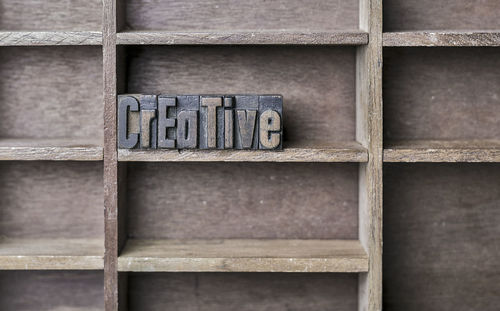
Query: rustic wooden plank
[
  {"left": 118, "top": 239, "right": 368, "bottom": 272},
  {"left": 0, "top": 31, "right": 103, "bottom": 46},
  {"left": 0, "top": 138, "right": 103, "bottom": 161},
  {"left": 117, "top": 30, "right": 369, "bottom": 45},
  {"left": 383, "top": 31, "right": 500, "bottom": 47},
  {"left": 0, "top": 238, "right": 103, "bottom": 270},
  {"left": 357, "top": 0, "right": 383, "bottom": 310},
  {"left": 384, "top": 140, "right": 500, "bottom": 162},
  {"left": 118, "top": 141, "right": 368, "bottom": 162}
]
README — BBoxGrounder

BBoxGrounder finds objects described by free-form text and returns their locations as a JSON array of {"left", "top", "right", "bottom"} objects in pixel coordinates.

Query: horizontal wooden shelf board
[
  {"left": 0, "top": 238, "right": 104, "bottom": 270},
  {"left": 0, "top": 138, "right": 103, "bottom": 161},
  {"left": 0, "top": 31, "right": 102, "bottom": 46},
  {"left": 384, "top": 140, "right": 500, "bottom": 162},
  {"left": 118, "top": 239, "right": 368, "bottom": 273},
  {"left": 118, "top": 141, "right": 367, "bottom": 162},
  {"left": 383, "top": 30, "right": 500, "bottom": 47},
  {"left": 116, "top": 30, "right": 368, "bottom": 45}
]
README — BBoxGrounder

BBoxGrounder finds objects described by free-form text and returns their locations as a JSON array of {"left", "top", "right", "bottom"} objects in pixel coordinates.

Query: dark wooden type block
[
  {"left": 224, "top": 97, "right": 234, "bottom": 149},
  {"left": 140, "top": 95, "right": 158, "bottom": 149},
  {"left": 259, "top": 95, "right": 283, "bottom": 150},
  {"left": 200, "top": 96, "right": 224, "bottom": 149},
  {"left": 234, "top": 96, "right": 259, "bottom": 150},
  {"left": 176, "top": 96, "right": 199, "bottom": 149},
  {"left": 118, "top": 95, "right": 140, "bottom": 149},
  {"left": 158, "top": 96, "right": 177, "bottom": 149}
]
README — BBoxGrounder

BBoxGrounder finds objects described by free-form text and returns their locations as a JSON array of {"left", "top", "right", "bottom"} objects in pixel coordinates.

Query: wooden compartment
[
  {"left": 0, "top": 161, "right": 104, "bottom": 269},
  {"left": 383, "top": 48, "right": 500, "bottom": 162},
  {"left": 383, "top": 0, "right": 500, "bottom": 31},
  {"left": 0, "top": 0, "right": 102, "bottom": 31},
  {"left": 0, "top": 46, "right": 103, "bottom": 160},
  {"left": 127, "top": 273, "right": 358, "bottom": 311},
  {"left": 384, "top": 164, "right": 500, "bottom": 310},
  {"left": 0, "top": 271, "right": 103, "bottom": 310}
]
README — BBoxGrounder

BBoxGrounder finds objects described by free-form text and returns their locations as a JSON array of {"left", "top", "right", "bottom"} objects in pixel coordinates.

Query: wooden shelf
[
  {"left": 0, "top": 31, "right": 102, "bottom": 46},
  {"left": 383, "top": 30, "right": 500, "bottom": 47},
  {"left": 118, "top": 239, "right": 368, "bottom": 273},
  {"left": 0, "top": 138, "right": 103, "bottom": 161},
  {"left": 384, "top": 140, "right": 500, "bottom": 162},
  {"left": 116, "top": 30, "right": 368, "bottom": 45},
  {"left": 0, "top": 238, "right": 104, "bottom": 270},
  {"left": 118, "top": 141, "right": 367, "bottom": 162}
]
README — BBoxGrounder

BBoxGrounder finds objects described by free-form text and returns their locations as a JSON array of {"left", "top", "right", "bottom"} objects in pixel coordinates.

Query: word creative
[{"left": 118, "top": 95, "right": 283, "bottom": 150}]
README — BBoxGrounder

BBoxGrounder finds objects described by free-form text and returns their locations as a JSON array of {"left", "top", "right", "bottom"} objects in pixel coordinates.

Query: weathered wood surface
[
  {"left": 0, "top": 46, "right": 103, "bottom": 140},
  {"left": 0, "top": 0, "right": 102, "bottom": 31},
  {"left": 127, "top": 163, "right": 358, "bottom": 239},
  {"left": 128, "top": 273, "right": 358, "bottom": 311},
  {"left": 0, "top": 162, "right": 103, "bottom": 238},
  {"left": 384, "top": 0, "right": 500, "bottom": 31},
  {"left": 384, "top": 48, "right": 500, "bottom": 141},
  {"left": 0, "top": 238, "right": 104, "bottom": 270},
  {"left": 0, "top": 271, "right": 103, "bottom": 311},
  {"left": 125, "top": 0, "right": 359, "bottom": 31},
  {"left": 118, "top": 141, "right": 368, "bottom": 162},
  {"left": 127, "top": 46, "right": 357, "bottom": 145},
  {"left": 0, "top": 138, "right": 103, "bottom": 161},
  {"left": 384, "top": 31, "right": 500, "bottom": 47},
  {"left": 384, "top": 140, "right": 500, "bottom": 162},
  {"left": 118, "top": 239, "right": 368, "bottom": 272},
  {"left": 384, "top": 164, "right": 500, "bottom": 310},
  {"left": 117, "top": 30, "right": 369, "bottom": 45},
  {"left": 0, "top": 31, "right": 103, "bottom": 46}
]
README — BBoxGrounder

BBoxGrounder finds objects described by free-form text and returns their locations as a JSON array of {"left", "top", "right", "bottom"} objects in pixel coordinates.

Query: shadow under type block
[
  {"left": 384, "top": 164, "right": 500, "bottom": 310},
  {"left": 0, "top": 271, "right": 103, "bottom": 311},
  {"left": 126, "top": 273, "right": 358, "bottom": 311},
  {"left": 0, "top": 162, "right": 104, "bottom": 270}
]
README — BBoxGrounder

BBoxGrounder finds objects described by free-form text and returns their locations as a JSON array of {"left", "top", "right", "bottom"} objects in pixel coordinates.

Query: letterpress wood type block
[
  {"left": 200, "top": 96, "right": 224, "bottom": 149},
  {"left": 158, "top": 95, "right": 177, "bottom": 149},
  {"left": 234, "top": 95, "right": 259, "bottom": 150},
  {"left": 118, "top": 95, "right": 140, "bottom": 149},
  {"left": 176, "top": 95, "right": 199, "bottom": 149},
  {"left": 259, "top": 95, "right": 283, "bottom": 150},
  {"left": 224, "top": 97, "right": 234, "bottom": 149},
  {"left": 139, "top": 95, "right": 158, "bottom": 149}
]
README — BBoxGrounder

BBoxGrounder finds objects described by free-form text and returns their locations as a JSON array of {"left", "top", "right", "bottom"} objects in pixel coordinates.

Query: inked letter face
[
  {"left": 259, "top": 110, "right": 281, "bottom": 149},
  {"left": 177, "top": 110, "right": 198, "bottom": 149},
  {"left": 118, "top": 96, "right": 139, "bottom": 149},
  {"left": 200, "top": 97, "right": 223, "bottom": 149},
  {"left": 158, "top": 96, "right": 176, "bottom": 148},
  {"left": 236, "top": 110, "right": 257, "bottom": 149}
]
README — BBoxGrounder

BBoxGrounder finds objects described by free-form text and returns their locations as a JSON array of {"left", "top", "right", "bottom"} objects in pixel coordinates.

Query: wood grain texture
[
  {"left": 0, "top": 238, "right": 104, "bottom": 270},
  {"left": 0, "top": 31, "right": 102, "bottom": 46},
  {"left": 384, "top": 140, "right": 500, "bottom": 162},
  {"left": 128, "top": 273, "right": 358, "bottom": 311},
  {"left": 384, "top": 164, "right": 500, "bottom": 310},
  {"left": 384, "top": 48, "right": 500, "bottom": 141},
  {"left": 127, "top": 163, "right": 358, "bottom": 240},
  {"left": 384, "top": 0, "right": 500, "bottom": 31},
  {"left": 0, "top": 271, "right": 103, "bottom": 311},
  {"left": 383, "top": 31, "right": 500, "bottom": 47},
  {"left": 118, "top": 239, "right": 368, "bottom": 272},
  {"left": 0, "top": 46, "right": 103, "bottom": 140},
  {"left": 0, "top": 162, "right": 103, "bottom": 238},
  {"left": 117, "top": 30, "right": 368, "bottom": 45},
  {"left": 0, "top": 0, "right": 102, "bottom": 31},
  {"left": 119, "top": 141, "right": 368, "bottom": 162},
  {"left": 126, "top": 46, "right": 357, "bottom": 145},
  {"left": 0, "top": 138, "right": 103, "bottom": 161},
  {"left": 124, "top": 0, "right": 359, "bottom": 31}
]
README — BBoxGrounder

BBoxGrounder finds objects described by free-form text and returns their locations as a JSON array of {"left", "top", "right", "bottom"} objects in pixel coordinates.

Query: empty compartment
[
  {"left": 384, "top": 0, "right": 500, "bottom": 31},
  {"left": 122, "top": 0, "right": 359, "bottom": 32},
  {"left": 384, "top": 48, "right": 500, "bottom": 144},
  {"left": 127, "top": 272, "right": 358, "bottom": 311},
  {"left": 0, "top": 0, "right": 102, "bottom": 31},
  {"left": 124, "top": 46, "right": 357, "bottom": 148},
  {"left": 127, "top": 163, "right": 358, "bottom": 239},
  {"left": 384, "top": 164, "right": 500, "bottom": 310},
  {"left": 0, "top": 271, "right": 103, "bottom": 311},
  {"left": 0, "top": 46, "right": 103, "bottom": 148}
]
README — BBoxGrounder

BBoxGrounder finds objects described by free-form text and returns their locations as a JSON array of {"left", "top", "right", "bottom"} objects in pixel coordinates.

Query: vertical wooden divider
[{"left": 357, "top": 0, "right": 383, "bottom": 310}]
